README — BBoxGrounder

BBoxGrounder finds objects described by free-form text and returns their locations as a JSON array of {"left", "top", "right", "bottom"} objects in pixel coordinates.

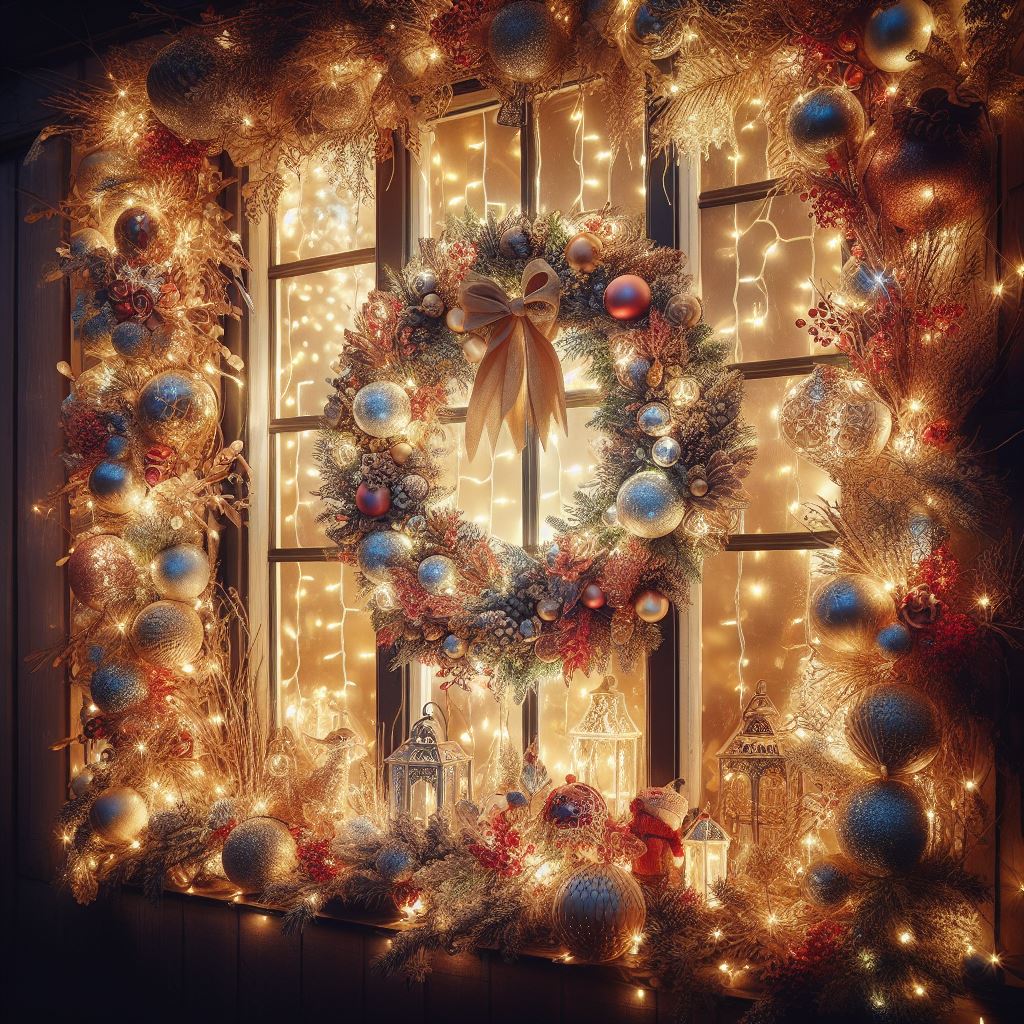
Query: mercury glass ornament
[
  {"left": 615, "top": 354, "right": 651, "bottom": 390},
  {"left": 552, "top": 863, "right": 647, "bottom": 962},
  {"left": 651, "top": 435, "right": 681, "bottom": 467},
  {"left": 837, "top": 256, "right": 894, "bottom": 308},
  {"left": 810, "top": 574, "right": 894, "bottom": 656},
  {"left": 780, "top": 365, "right": 892, "bottom": 474},
  {"left": 634, "top": 588, "right": 670, "bottom": 622},
  {"left": 68, "top": 533, "right": 140, "bottom": 610},
  {"left": 863, "top": 0, "right": 934, "bottom": 73},
  {"left": 604, "top": 274, "right": 652, "bottom": 320},
  {"left": 487, "top": 2, "right": 564, "bottom": 84},
  {"left": 802, "top": 856, "right": 854, "bottom": 906},
  {"left": 421, "top": 293, "right": 445, "bottom": 318},
  {"left": 837, "top": 778, "right": 928, "bottom": 874},
  {"left": 356, "top": 529, "right": 413, "bottom": 584},
  {"left": 412, "top": 269, "right": 438, "bottom": 297},
  {"left": 221, "top": 817, "right": 298, "bottom": 893},
  {"left": 113, "top": 206, "right": 160, "bottom": 260},
  {"left": 845, "top": 682, "right": 940, "bottom": 778},
  {"left": 875, "top": 620, "right": 913, "bottom": 659},
  {"left": 88, "top": 460, "right": 143, "bottom": 514},
  {"left": 786, "top": 87, "right": 865, "bottom": 166},
  {"left": 146, "top": 36, "right": 231, "bottom": 140},
  {"left": 616, "top": 471, "right": 684, "bottom": 539},
  {"left": 418, "top": 554, "right": 458, "bottom": 595},
  {"left": 130, "top": 599, "right": 205, "bottom": 669},
  {"left": 669, "top": 376, "right": 700, "bottom": 407},
  {"left": 90, "top": 661, "right": 150, "bottom": 715},
  {"left": 637, "top": 401, "right": 673, "bottom": 437},
  {"left": 137, "top": 371, "right": 218, "bottom": 447},
  {"left": 499, "top": 226, "right": 531, "bottom": 260},
  {"left": 442, "top": 634, "right": 468, "bottom": 659},
  {"left": 374, "top": 845, "right": 414, "bottom": 882},
  {"left": 151, "top": 543, "right": 210, "bottom": 601},
  {"left": 70, "top": 766, "right": 96, "bottom": 799},
  {"left": 564, "top": 231, "right": 603, "bottom": 273},
  {"left": 664, "top": 293, "right": 702, "bottom": 329},
  {"left": 89, "top": 786, "right": 149, "bottom": 845},
  {"left": 352, "top": 381, "right": 412, "bottom": 438}
]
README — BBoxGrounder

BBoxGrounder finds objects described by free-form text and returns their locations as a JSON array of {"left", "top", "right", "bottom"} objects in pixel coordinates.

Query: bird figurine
[{"left": 301, "top": 722, "right": 367, "bottom": 821}]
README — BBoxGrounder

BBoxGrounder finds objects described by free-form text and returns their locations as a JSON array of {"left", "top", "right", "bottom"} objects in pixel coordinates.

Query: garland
[{"left": 31, "top": 3, "right": 1024, "bottom": 1022}]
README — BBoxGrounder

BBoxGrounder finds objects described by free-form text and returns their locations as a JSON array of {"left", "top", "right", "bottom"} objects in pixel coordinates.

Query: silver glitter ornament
[
  {"left": 864, "top": 0, "right": 934, "bottom": 74},
  {"left": 400, "top": 474, "right": 430, "bottom": 502},
  {"left": 418, "top": 554, "right": 458, "bottom": 595},
  {"left": 837, "top": 779, "right": 928, "bottom": 874},
  {"left": 374, "top": 844, "right": 414, "bottom": 882},
  {"left": 74, "top": 150, "right": 135, "bottom": 195},
  {"left": 221, "top": 817, "right": 298, "bottom": 892},
  {"left": 845, "top": 682, "right": 940, "bottom": 778},
  {"left": 651, "top": 435, "right": 681, "bottom": 467},
  {"left": 207, "top": 797, "right": 236, "bottom": 831},
  {"left": 487, "top": 2, "right": 564, "bottom": 84},
  {"left": 356, "top": 530, "right": 413, "bottom": 584},
  {"left": 146, "top": 36, "right": 232, "bottom": 140},
  {"left": 137, "top": 371, "right": 218, "bottom": 447},
  {"left": 786, "top": 87, "right": 865, "bottom": 166},
  {"left": 352, "top": 381, "right": 412, "bottom": 438},
  {"left": 637, "top": 401, "right": 673, "bottom": 437},
  {"left": 802, "top": 856, "right": 854, "bottom": 906},
  {"left": 89, "top": 460, "right": 143, "bottom": 515},
  {"left": 151, "top": 543, "right": 210, "bottom": 601},
  {"left": 551, "top": 863, "right": 647, "bottom": 962},
  {"left": 70, "top": 766, "right": 96, "bottom": 798},
  {"left": 615, "top": 471, "right": 684, "bottom": 539},
  {"left": 90, "top": 661, "right": 150, "bottom": 715},
  {"left": 130, "top": 599, "right": 205, "bottom": 669},
  {"left": 810, "top": 574, "right": 894, "bottom": 656},
  {"left": 89, "top": 786, "right": 149, "bottom": 845}
]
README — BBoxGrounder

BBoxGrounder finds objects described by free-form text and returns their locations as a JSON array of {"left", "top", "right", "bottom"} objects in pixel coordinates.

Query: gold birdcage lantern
[
  {"left": 569, "top": 675, "right": 642, "bottom": 817},
  {"left": 683, "top": 810, "right": 730, "bottom": 902},
  {"left": 385, "top": 703, "right": 473, "bottom": 822}
]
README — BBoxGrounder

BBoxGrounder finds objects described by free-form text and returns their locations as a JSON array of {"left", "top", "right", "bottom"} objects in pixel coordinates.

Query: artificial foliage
[{"left": 28, "top": 2, "right": 1024, "bottom": 1023}]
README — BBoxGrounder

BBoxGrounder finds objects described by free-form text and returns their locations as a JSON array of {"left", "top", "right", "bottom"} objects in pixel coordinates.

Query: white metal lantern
[
  {"left": 683, "top": 811, "right": 730, "bottom": 903},
  {"left": 569, "top": 674, "right": 642, "bottom": 817},
  {"left": 385, "top": 703, "right": 472, "bottom": 822}
]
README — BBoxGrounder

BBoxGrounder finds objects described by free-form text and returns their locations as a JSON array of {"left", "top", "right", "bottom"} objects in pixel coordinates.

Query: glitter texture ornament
[
  {"left": 780, "top": 365, "right": 892, "bottom": 474},
  {"left": 374, "top": 844, "right": 414, "bottom": 882},
  {"left": 875, "top": 620, "right": 914, "bottom": 658},
  {"left": 615, "top": 471, "right": 684, "bottom": 539},
  {"left": 651, "top": 435, "right": 681, "bottom": 467},
  {"left": 130, "top": 599, "right": 205, "bottom": 669},
  {"left": 564, "top": 231, "right": 603, "bottom": 272},
  {"left": 221, "top": 816, "right": 298, "bottom": 892},
  {"left": 68, "top": 534, "right": 140, "bottom": 610},
  {"left": 75, "top": 149, "right": 135, "bottom": 195},
  {"left": 837, "top": 778, "right": 928, "bottom": 874},
  {"left": 90, "top": 662, "right": 150, "bottom": 715},
  {"left": 634, "top": 588, "right": 670, "bottom": 622},
  {"left": 89, "top": 786, "right": 149, "bottom": 845},
  {"left": 442, "top": 634, "right": 468, "bottom": 659},
  {"left": 151, "top": 543, "right": 210, "bottom": 601},
  {"left": 802, "top": 856, "right": 854, "bottom": 906},
  {"left": 352, "top": 381, "right": 412, "bottom": 438},
  {"left": 863, "top": 0, "right": 934, "bottom": 73},
  {"left": 664, "top": 293, "right": 702, "bottom": 329},
  {"left": 137, "top": 371, "right": 218, "bottom": 448},
  {"left": 113, "top": 206, "right": 160, "bottom": 260},
  {"left": 486, "top": 2, "right": 564, "bottom": 84},
  {"left": 146, "top": 36, "right": 231, "bottom": 140},
  {"left": 418, "top": 554, "right": 458, "bottom": 595},
  {"left": 88, "top": 460, "right": 143, "bottom": 514},
  {"left": 637, "top": 401, "right": 672, "bottom": 436},
  {"left": 111, "top": 321, "right": 150, "bottom": 359},
  {"left": 810, "top": 574, "right": 894, "bottom": 656},
  {"left": 356, "top": 529, "right": 413, "bottom": 583},
  {"left": 786, "top": 87, "right": 865, "bottom": 165},
  {"left": 604, "top": 274, "right": 651, "bottom": 320},
  {"left": 845, "top": 682, "right": 940, "bottom": 777},
  {"left": 552, "top": 863, "right": 647, "bottom": 962}
]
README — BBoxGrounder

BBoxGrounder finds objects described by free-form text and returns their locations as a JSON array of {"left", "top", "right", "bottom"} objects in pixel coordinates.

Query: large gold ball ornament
[
  {"left": 863, "top": 0, "right": 934, "bottom": 74},
  {"left": 356, "top": 529, "right": 413, "bottom": 584},
  {"left": 89, "top": 786, "right": 149, "bottom": 845},
  {"left": 837, "top": 778, "right": 928, "bottom": 874},
  {"left": 845, "top": 682, "right": 940, "bottom": 778},
  {"left": 146, "top": 36, "right": 232, "bottom": 140},
  {"left": 487, "top": 2, "right": 565, "bottom": 84},
  {"left": 634, "top": 588, "right": 670, "bottom": 622},
  {"left": 809, "top": 574, "right": 894, "bottom": 656},
  {"left": 130, "top": 599, "right": 205, "bottom": 669},
  {"left": 615, "top": 471, "right": 684, "bottom": 539},
  {"left": 564, "top": 231, "right": 603, "bottom": 273},
  {"left": 552, "top": 863, "right": 647, "bottom": 962},
  {"left": 74, "top": 150, "right": 135, "bottom": 196},
  {"left": 88, "top": 460, "right": 143, "bottom": 515},
  {"left": 68, "top": 533, "right": 140, "bottom": 610},
  {"left": 221, "top": 816, "right": 299, "bottom": 893},
  {"left": 90, "top": 661, "right": 150, "bottom": 715},
  {"left": 151, "top": 543, "right": 211, "bottom": 602},
  {"left": 352, "top": 381, "right": 412, "bottom": 438},
  {"left": 311, "top": 77, "right": 374, "bottom": 134},
  {"left": 786, "top": 87, "right": 865, "bottom": 166},
  {"left": 137, "top": 371, "right": 218, "bottom": 448}
]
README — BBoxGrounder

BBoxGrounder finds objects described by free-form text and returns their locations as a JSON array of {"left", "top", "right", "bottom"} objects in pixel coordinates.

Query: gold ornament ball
[
  {"left": 68, "top": 533, "right": 140, "bottom": 610},
  {"left": 845, "top": 682, "right": 940, "bottom": 777},
  {"left": 151, "top": 543, "right": 211, "bottom": 602},
  {"left": 89, "top": 786, "right": 149, "bottom": 845},
  {"left": 552, "top": 863, "right": 647, "bottom": 962},
  {"left": 863, "top": 0, "right": 934, "bottom": 74},
  {"left": 221, "top": 816, "right": 299, "bottom": 893},
  {"left": 146, "top": 35, "right": 232, "bottom": 140},
  {"left": 536, "top": 598, "right": 561, "bottom": 622},
  {"left": 564, "top": 231, "right": 603, "bottom": 273},
  {"left": 311, "top": 77, "right": 374, "bottom": 134},
  {"left": 137, "top": 371, "right": 219, "bottom": 448},
  {"left": 664, "top": 293, "right": 702, "bottom": 330},
  {"left": 462, "top": 333, "right": 488, "bottom": 363},
  {"left": 810, "top": 574, "right": 894, "bottom": 656},
  {"left": 446, "top": 307, "right": 466, "bottom": 333},
  {"left": 616, "top": 471, "right": 684, "bottom": 539},
  {"left": 390, "top": 441, "right": 413, "bottom": 465},
  {"left": 75, "top": 150, "right": 136, "bottom": 196},
  {"left": 421, "top": 293, "right": 445, "bottom": 318},
  {"left": 634, "top": 588, "right": 670, "bottom": 622},
  {"left": 487, "top": 2, "right": 564, "bottom": 84},
  {"left": 131, "top": 599, "right": 205, "bottom": 669},
  {"left": 786, "top": 87, "right": 865, "bottom": 166}
]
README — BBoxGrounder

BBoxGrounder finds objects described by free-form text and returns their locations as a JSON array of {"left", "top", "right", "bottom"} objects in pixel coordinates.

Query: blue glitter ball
[
  {"left": 105, "top": 434, "right": 130, "bottom": 460},
  {"left": 88, "top": 460, "right": 139, "bottom": 513},
  {"left": 111, "top": 321, "right": 149, "bottom": 359},
  {"left": 90, "top": 661, "right": 150, "bottom": 715},
  {"left": 838, "top": 779, "right": 928, "bottom": 874},
  {"left": 874, "top": 621, "right": 914, "bottom": 659}
]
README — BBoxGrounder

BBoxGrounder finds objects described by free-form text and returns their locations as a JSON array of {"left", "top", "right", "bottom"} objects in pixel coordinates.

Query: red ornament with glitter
[{"left": 138, "top": 125, "right": 208, "bottom": 177}]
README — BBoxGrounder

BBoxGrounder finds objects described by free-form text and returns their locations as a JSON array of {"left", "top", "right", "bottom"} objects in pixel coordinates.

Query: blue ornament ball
[
  {"left": 88, "top": 459, "right": 141, "bottom": 514},
  {"left": 810, "top": 574, "right": 893, "bottom": 655},
  {"left": 874, "top": 621, "right": 913, "bottom": 659},
  {"left": 151, "top": 543, "right": 210, "bottom": 601},
  {"left": 104, "top": 434, "right": 130, "bottom": 460},
  {"left": 837, "top": 779, "right": 929, "bottom": 874},
  {"left": 137, "top": 371, "right": 217, "bottom": 446},
  {"left": 786, "top": 87, "right": 865, "bottom": 165},
  {"left": 90, "top": 661, "right": 150, "bottom": 715},
  {"left": 111, "top": 320, "right": 150, "bottom": 359},
  {"left": 801, "top": 856, "right": 854, "bottom": 906}
]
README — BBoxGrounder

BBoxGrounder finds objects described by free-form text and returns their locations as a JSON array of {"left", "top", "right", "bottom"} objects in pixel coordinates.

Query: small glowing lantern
[
  {"left": 569, "top": 674, "right": 642, "bottom": 817},
  {"left": 385, "top": 703, "right": 472, "bottom": 822},
  {"left": 683, "top": 810, "right": 730, "bottom": 902}
]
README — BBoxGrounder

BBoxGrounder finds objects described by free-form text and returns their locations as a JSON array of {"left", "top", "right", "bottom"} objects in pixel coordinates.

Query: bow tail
[
  {"left": 464, "top": 326, "right": 527, "bottom": 459},
  {"left": 525, "top": 324, "right": 568, "bottom": 450}
]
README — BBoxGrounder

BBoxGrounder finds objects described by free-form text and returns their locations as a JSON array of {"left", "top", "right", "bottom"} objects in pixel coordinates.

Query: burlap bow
[{"left": 459, "top": 258, "right": 568, "bottom": 458}]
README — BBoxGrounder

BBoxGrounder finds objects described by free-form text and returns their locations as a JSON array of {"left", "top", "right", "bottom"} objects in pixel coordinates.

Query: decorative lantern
[
  {"left": 682, "top": 810, "right": 730, "bottom": 902},
  {"left": 716, "top": 680, "right": 801, "bottom": 847},
  {"left": 569, "top": 675, "right": 642, "bottom": 817},
  {"left": 385, "top": 703, "right": 473, "bottom": 822}
]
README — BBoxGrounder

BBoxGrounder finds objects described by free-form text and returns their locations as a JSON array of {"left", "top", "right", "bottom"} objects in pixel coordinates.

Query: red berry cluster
[
  {"left": 795, "top": 300, "right": 848, "bottom": 349},
  {"left": 468, "top": 809, "right": 535, "bottom": 877},
  {"left": 293, "top": 831, "right": 341, "bottom": 883},
  {"left": 446, "top": 240, "right": 478, "bottom": 283},
  {"left": 911, "top": 545, "right": 959, "bottom": 599},
  {"left": 429, "top": 0, "right": 495, "bottom": 69},
  {"left": 921, "top": 418, "right": 952, "bottom": 446},
  {"left": 138, "top": 126, "right": 207, "bottom": 177},
  {"left": 799, "top": 177, "right": 858, "bottom": 231},
  {"left": 62, "top": 405, "right": 110, "bottom": 463},
  {"left": 764, "top": 920, "right": 846, "bottom": 996}
]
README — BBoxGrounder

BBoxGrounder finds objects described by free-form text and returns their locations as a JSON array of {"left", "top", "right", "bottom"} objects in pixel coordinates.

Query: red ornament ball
[
  {"left": 542, "top": 775, "right": 607, "bottom": 829},
  {"left": 580, "top": 582, "right": 606, "bottom": 609},
  {"left": 604, "top": 274, "right": 651, "bottom": 320},
  {"left": 114, "top": 206, "right": 160, "bottom": 260},
  {"left": 355, "top": 482, "right": 391, "bottom": 518}
]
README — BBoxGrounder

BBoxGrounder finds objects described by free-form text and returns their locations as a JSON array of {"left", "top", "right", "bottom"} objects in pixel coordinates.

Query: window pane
[
  {"left": 276, "top": 561, "right": 377, "bottom": 747},
  {"left": 274, "top": 167, "right": 376, "bottom": 264},
  {"left": 701, "top": 105, "right": 773, "bottom": 192},
  {"left": 700, "top": 196, "right": 843, "bottom": 363},
  {"left": 275, "top": 262, "right": 374, "bottom": 417},
  {"left": 537, "top": 404, "right": 600, "bottom": 546},
  {"left": 275, "top": 430, "right": 328, "bottom": 549}
]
